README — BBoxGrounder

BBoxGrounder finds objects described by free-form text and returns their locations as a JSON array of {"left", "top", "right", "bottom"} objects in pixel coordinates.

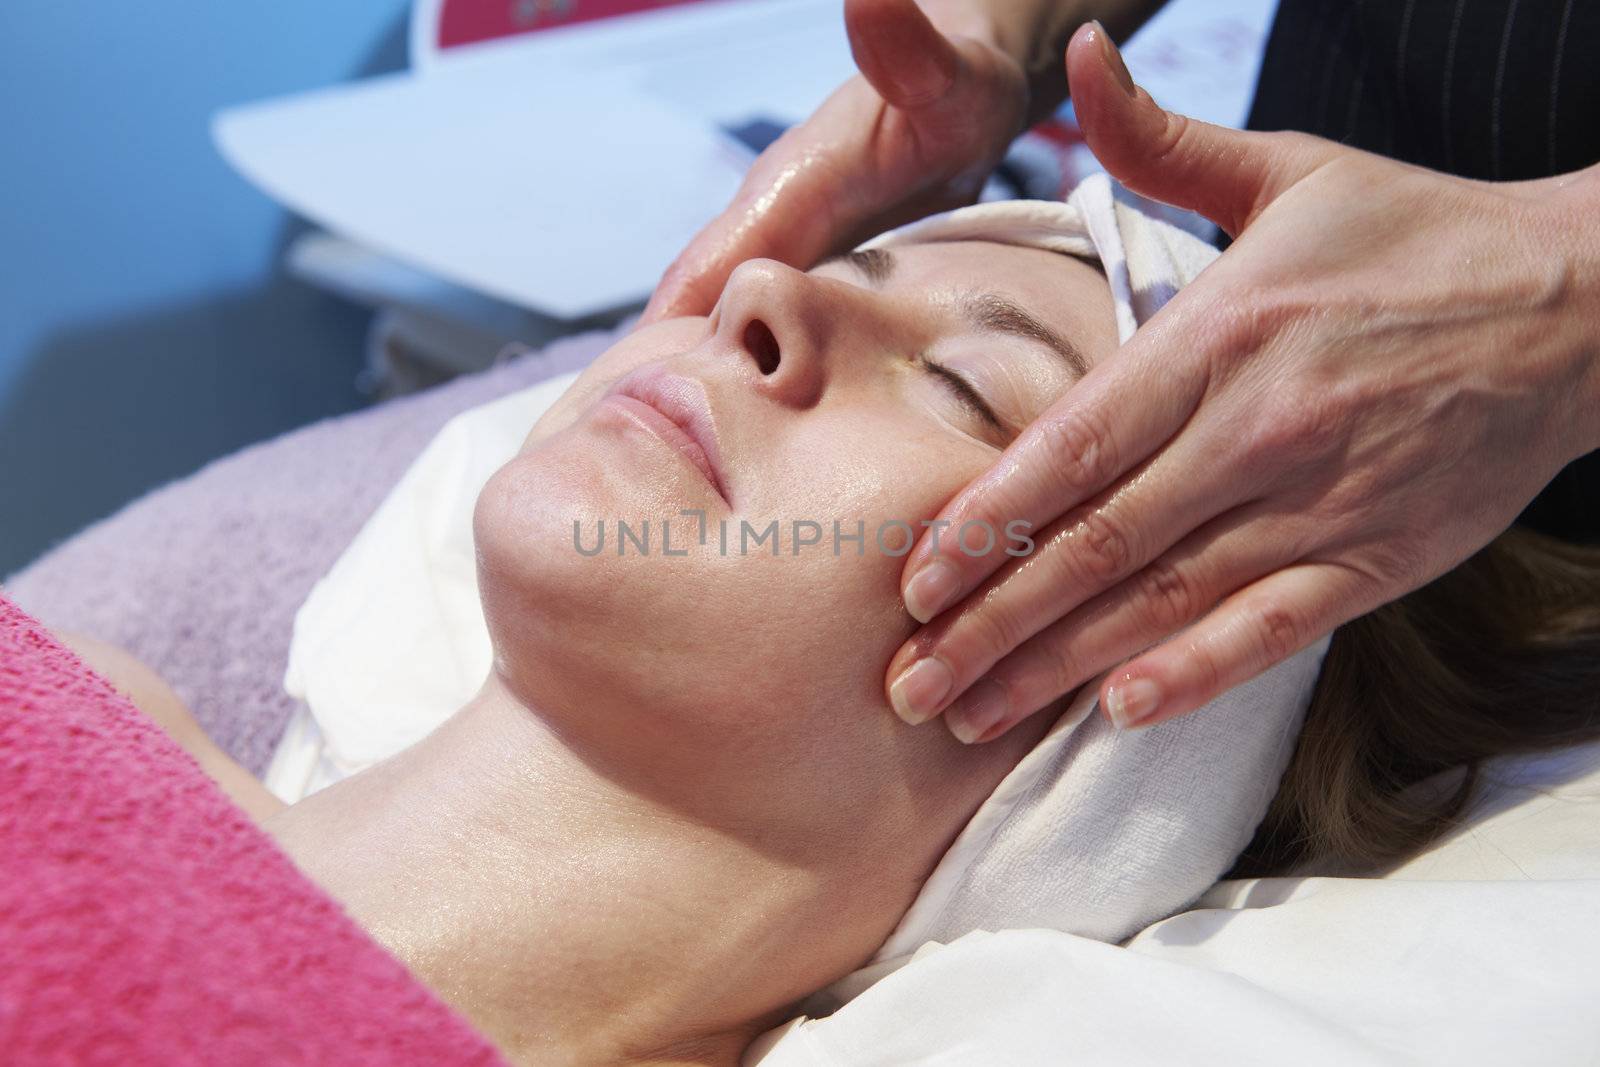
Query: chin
[
  {"left": 472, "top": 426, "right": 725, "bottom": 722},
  {"left": 473, "top": 386, "right": 923, "bottom": 752},
  {"left": 477, "top": 431, "right": 646, "bottom": 626}
]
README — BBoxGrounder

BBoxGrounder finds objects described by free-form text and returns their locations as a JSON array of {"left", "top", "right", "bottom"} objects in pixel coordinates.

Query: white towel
[
  {"left": 862, "top": 171, "right": 1212, "bottom": 343},
  {"left": 269, "top": 176, "right": 1328, "bottom": 998}
]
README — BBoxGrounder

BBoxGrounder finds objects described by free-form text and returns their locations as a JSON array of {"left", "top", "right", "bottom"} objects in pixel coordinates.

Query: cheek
[
  {"left": 474, "top": 447, "right": 719, "bottom": 728},
  {"left": 712, "top": 412, "right": 992, "bottom": 700},
  {"left": 474, "top": 399, "right": 990, "bottom": 738},
  {"left": 759, "top": 409, "right": 994, "bottom": 565}
]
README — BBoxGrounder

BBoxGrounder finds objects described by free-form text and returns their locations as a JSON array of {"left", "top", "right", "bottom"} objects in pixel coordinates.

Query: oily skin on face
[{"left": 267, "top": 240, "right": 1119, "bottom": 1066}]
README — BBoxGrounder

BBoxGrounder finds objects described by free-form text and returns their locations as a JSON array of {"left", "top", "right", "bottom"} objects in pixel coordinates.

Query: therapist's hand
[
  {"left": 888, "top": 24, "right": 1600, "bottom": 742},
  {"left": 640, "top": 0, "right": 1026, "bottom": 323}
]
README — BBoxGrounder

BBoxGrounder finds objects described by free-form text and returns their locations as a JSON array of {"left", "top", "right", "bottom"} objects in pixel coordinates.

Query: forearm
[{"left": 924, "top": 0, "right": 1170, "bottom": 125}]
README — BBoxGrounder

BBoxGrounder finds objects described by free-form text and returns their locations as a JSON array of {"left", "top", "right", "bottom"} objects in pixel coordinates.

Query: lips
[{"left": 606, "top": 368, "right": 730, "bottom": 505}]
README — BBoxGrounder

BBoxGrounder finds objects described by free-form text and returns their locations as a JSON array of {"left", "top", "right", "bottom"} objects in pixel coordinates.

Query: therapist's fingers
[
  {"left": 1066, "top": 21, "right": 1343, "bottom": 238},
  {"left": 888, "top": 432, "right": 1254, "bottom": 725},
  {"left": 898, "top": 310, "right": 1209, "bottom": 627},
  {"left": 642, "top": 0, "right": 1022, "bottom": 324},
  {"left": 640, "top": 126, "right": 857, "bottom": 325},
  {"left": 844, "top": 0, "right": 965, "bottom": 109},
  {"left": 890, "top": 503, "right": 1299, "bottom": 742},
  {"left": 1098, "top": 560, "right": 1366, "bottom": 730}
]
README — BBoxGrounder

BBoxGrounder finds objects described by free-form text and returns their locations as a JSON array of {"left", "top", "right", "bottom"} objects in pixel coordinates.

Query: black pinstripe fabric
[
  {"left": 1249, "top": 0, "right": 1599, "bottom": 179},
  {"left": 1246, "top": 0, "right": 1599, "bottom": 543}
]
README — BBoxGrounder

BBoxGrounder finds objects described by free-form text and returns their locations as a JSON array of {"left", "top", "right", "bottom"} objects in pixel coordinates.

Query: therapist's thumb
[
  {"left": 845, "top": 0, "right": 963, "bottom": 110},
  {"left": 1066, "top": 22, "right": 1341, "bottom": 238}
]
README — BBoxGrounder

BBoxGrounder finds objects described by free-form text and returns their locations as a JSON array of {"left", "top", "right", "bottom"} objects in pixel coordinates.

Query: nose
[{"left": 711, "top": 258, "right": 886, "bottom": 408}]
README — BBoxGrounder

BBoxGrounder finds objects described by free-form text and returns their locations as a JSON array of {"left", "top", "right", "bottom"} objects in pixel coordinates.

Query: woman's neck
[{"left": 263, "top": 677, "right": 829, "bottom": 1066}]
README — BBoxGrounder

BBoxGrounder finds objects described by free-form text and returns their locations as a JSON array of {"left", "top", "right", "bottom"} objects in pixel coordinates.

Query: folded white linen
[
  {"left": 264, "top": 372, "right": 580, "bottom": 800},
  {"left": 268, "top": 175, "right": 1328, "bottom": 1000},
  {"left": 860, "top": 171, "right": 1210, "bottom": 344},
  {"left": 749, "top": 741, "right": 1600, "bottom": 1066}
]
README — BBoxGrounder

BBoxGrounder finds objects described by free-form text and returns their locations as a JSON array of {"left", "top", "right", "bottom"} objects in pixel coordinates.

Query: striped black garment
[{"left": 1246, "top": 0, "right": 1600, "bottom": 544}]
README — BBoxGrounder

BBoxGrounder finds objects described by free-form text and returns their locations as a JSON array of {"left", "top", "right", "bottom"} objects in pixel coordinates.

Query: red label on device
[{"left": 438, "top": 0, "right": 713, "bottom": 50}]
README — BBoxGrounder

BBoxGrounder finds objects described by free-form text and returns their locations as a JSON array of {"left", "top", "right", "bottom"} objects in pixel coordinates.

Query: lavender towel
[{"left": 3, "top": 327, "right": 620, "bottom": 774}]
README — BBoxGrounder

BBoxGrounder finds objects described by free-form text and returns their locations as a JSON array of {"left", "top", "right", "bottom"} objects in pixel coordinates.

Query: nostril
[{"left": 743, "top": 319, "right": 780, "bottom": 375}]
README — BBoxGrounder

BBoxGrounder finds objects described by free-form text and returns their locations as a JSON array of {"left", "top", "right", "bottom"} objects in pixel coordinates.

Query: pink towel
[{"left": 0, "top": 592, "right": 506, "bottom": 1066}]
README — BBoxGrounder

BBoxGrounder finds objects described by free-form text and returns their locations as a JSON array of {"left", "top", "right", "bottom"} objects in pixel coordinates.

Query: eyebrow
[
  {"left": 957, "top": 292, "right": 1089, "bottom": 378},
  {"left": 821, "top": 248, "right": 895, "bottom": 285},
  {"left": 826, "top": 246, "right": 1089, "bottom": 377}
]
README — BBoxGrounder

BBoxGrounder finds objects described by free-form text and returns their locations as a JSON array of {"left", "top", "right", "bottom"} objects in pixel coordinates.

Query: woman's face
[{"left": 474, "top": 238, "right": 1118, "bottom": 861}]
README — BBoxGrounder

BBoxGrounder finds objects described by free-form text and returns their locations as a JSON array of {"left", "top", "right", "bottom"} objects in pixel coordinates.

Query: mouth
[{"left": 604, "top": 367, "right": 731, "bottom": 506}]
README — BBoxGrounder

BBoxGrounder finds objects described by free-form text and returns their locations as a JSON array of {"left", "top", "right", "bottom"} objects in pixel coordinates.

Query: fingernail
[
  {"left": 1105, "top": 677, "right": 1161, "bottom": 729},
  {"left": 947, "top": 678, "right": 1010, "bottom": 745},
  {"left": 904, "top": 559, "right": 961, "bottom": 624},
  {"left": 1091, "top": 20, "right": 1136, "bottom": 99},
  {"left": 889, "top": 657, "right": 955, "bottom": 725}
]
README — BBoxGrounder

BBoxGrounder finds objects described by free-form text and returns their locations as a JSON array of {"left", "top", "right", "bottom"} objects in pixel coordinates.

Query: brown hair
[{"left": 1232, "top": 528, "right": 1600, "bottom": 878}]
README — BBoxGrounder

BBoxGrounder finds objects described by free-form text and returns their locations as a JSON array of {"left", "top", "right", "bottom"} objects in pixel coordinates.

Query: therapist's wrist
[
  {"left": 1559, "top": 163, "right": 1600, "bottom": 456},
  {"left": 919, "top": 0, "right": 1007, "bottom": 50},
  {"left": 919, "top": 1, "right": 1169, "bottom": 129},
  {"left": 1010, "top": 1, "right": 1170, "bottom": 127},
  {"left": 920, "top": 0, "right": 1068, "bottom": 127}
]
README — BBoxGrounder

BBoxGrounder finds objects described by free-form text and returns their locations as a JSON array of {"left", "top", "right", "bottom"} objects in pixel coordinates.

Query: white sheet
[{"left": 748, "top": 741, "right": 1600, "bottom": 1064}]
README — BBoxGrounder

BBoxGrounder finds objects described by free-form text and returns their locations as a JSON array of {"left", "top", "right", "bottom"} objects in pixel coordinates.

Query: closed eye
[{"left": 918, "top": 356, "right": 1004, "bottom": 433}]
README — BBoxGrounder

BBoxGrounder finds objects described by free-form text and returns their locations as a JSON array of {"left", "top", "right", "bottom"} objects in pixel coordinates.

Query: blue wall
[{"left": 0, "top": 1, "right": 410, "bottom": 575}]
